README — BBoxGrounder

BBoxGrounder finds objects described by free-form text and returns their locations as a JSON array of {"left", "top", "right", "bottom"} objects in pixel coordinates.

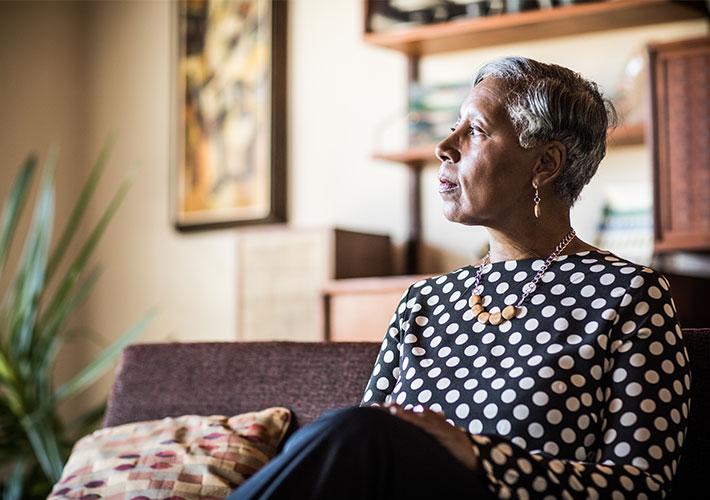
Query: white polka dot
[
  {"left": 591, "top": 298, "right": 606, "bottom": 309},
  {"left": 541, "top": 305, "right": 556, "bottom": 317},
  {"left": 600, "top": 273, "right": 615, "bottom": 285},
  {"left": 630, "top": 276, "right": 645, "bottom": 289},
  {"left": 418, "top": 390, "right": 432, "bottom": 403},
  {"left": 468, "top": 419, "right": 483, "bottom": 434},
  {"left": 513, "top": 404, "right": 530, "bottom": 420},
  {"left": 525, "top": 319, "right": 539, "bottom": 331},
  {"left": 456, "top": 403, "right": 470, "bottom": 419},
  {"left": 528, "top": 422, "right": 544, "bottom": 438},
  {"left": 554, "top": 318, "right": 569, "bottom": 331},
  {"left": 376, "top": 377, "right": 389, "bottom": 390},
  {"left": 446, "top": 389, "right": 460, "bottom": 403},
  {"left": 532, "top": 392, "right": 549, "bottom": 406},
  {"left": 614, "top": 442, "right": 631, "bottom": 457},
  {"left": 497, "top": 419, "right": 512, "bottom": 435},
  {"left": 473, "top": 390, "right": 488, "bottom": 404},
  {"left": 570, "top": 272, "right": 585, "bottom": 284},
  {"left": 560, "top": 297, "right": 576, "bottom": 307},
  {"left": 483, "top": 403, "right": 498, "bottom": 419}
]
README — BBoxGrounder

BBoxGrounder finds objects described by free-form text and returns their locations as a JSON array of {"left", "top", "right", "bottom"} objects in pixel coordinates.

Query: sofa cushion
[{"left": 49, "top": 406, "right": 291, "bottom": 499}]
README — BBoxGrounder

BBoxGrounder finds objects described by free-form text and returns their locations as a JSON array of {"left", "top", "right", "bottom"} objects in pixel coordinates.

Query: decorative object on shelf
[
  {"left": 365, "top": 0, "right": 608, "bottom": 33},
  {"left": 610, "top": 46, "right": 649, "bottom": 128},
  {"left": 408, "top": 80, "right": 471, "bottom": 146},
  {"left": 368, "top": 0, "right": 468, "bottom": 32},
  {"left": 555, "top": 0, "right": 601, "bottom": 5},
  {"left": 447, "top": 0, "right": 491, "bottom": 20},
  {"left": 505, "top": 0, "right": 545, "bottom": 14},
  {"left": 172, "top": 0, "right": 287, "bottom": 230},
  {"left": 593, "top": 184, "right": 654, "bottom": 266}
]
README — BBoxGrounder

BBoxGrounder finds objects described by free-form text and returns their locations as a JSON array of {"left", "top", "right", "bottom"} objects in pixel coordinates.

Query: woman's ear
[{"left": 532, "top": 140, "right": 567, "bottom": 187}]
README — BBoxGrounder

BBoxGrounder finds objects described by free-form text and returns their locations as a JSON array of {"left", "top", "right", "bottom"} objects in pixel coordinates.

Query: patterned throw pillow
[{"left": 48, "top": 406, "right": 292, "bottom": 499}]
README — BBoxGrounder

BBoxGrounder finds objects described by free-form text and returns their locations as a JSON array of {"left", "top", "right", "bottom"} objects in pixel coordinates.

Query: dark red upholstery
[{"left": 103, "top": 329, "right": 710, "bottom": 499}]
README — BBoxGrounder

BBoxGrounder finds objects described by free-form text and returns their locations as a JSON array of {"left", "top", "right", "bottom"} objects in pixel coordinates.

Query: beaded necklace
[{"left": 467, "top": 228, "right": 577, "bottom": 326}]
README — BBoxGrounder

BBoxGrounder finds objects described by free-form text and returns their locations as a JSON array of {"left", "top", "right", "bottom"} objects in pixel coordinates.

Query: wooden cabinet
[
  {"left": 236, "top": 226, "right": 393, "bottom": 341},
  {"left": 648, "top": 35, "right": 710, "bottom": 253},
  {"left": 321, "top": 274, "right": 430, "bottom": 342}
]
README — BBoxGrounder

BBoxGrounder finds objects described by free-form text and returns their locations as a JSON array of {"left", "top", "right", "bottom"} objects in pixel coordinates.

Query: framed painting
[{"left": 171, "top": 0, "right": 287, "bottom": 230}]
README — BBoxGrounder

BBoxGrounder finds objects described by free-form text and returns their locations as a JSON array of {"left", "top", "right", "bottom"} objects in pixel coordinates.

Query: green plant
[{"left": 0, "top": 142, "right": 156, "bottom": 499}]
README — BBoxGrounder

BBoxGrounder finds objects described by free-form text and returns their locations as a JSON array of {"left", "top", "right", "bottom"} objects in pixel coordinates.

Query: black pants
[{"left": 227, "top": 405, "right": 497, "bottom": 500}]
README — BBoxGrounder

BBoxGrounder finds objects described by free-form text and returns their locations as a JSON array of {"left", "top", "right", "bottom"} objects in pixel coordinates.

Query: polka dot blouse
[{"left": 360, "top": 249, "right": 692, "bottom": 499}]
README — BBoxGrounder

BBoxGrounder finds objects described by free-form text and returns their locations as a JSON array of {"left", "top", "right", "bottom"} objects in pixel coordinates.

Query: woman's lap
[{"left": 228, "top": 405, "right": 496, "bottom": 500}]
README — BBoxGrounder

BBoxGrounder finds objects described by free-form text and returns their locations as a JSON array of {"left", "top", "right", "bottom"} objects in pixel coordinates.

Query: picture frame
[{"left": 170, "top": 0, "right": 287, "bottom": 231}]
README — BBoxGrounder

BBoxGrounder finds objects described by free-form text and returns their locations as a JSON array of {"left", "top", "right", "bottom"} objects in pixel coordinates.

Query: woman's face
[{"left": 435, "top": 77, "right": 540, "bottom": 227}]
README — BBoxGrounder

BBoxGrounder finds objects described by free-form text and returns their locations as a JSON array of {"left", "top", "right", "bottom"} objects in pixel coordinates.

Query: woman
[{"left": 229, "top": 56, "right": 691, "bottom": 500}]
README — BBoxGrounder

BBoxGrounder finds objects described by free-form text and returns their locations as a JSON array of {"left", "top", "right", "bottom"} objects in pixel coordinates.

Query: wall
[
  {"left": 0, "top": 0, "right": 91, "bottom": 404},
  {"left": 0, "top": 0, "right": 707, "bottom": 419}
]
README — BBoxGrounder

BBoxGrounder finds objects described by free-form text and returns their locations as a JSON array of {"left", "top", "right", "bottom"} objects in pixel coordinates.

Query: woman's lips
[{"left": 438, "top": 180, "right": 459, "bottom": 193}]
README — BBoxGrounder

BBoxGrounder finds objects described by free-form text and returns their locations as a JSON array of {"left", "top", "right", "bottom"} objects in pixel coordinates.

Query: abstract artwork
[{"left": 172, "top": 0, "right": 286, "bottom": 230}]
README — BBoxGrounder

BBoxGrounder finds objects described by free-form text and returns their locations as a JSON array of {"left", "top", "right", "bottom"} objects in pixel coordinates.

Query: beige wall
[
  {"left": 0, "top": 0, "right": 707, "bottom": 418},
  {"left": 0, "top": 0, "right": 90, "bottom": 400}
]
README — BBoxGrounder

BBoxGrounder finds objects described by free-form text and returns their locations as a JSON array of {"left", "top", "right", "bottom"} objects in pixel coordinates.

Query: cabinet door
[{"left": 648, "top": 35, "right": 710, "bottom": 253}]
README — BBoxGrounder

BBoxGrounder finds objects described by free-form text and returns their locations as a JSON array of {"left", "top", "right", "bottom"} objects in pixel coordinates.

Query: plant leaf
[
  {"left": 34, "top": 265, "right": 103, "bottom": 372},
  {"left": 44, "top": 137, "right": 114, "bottom": 284},
  {"left": 0, "top": 155, "right": 37, "bottom": 282},
  {"left": 5, "top": 148, "right": 56, "bottom": 371},
  {"left": 20, "top": 413, "right": 63, "bottom": 482},
  {"left": 38, "top": 166, "right": 135, "bottom": 342},
  {"left": 1, "top": 455, "right": 30, "bottom": 500},
  {"left": 52, "top": 308, "right": 157, "bottom": 402}
]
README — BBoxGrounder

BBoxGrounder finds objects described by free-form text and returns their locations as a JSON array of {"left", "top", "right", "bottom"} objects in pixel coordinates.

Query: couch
[{"left": 104, "top": 328, "right": 710, "bottom": 499}]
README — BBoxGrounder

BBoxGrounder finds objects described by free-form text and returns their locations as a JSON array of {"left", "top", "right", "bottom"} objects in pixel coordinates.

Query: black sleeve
[
  {"left": 466, "top": 271, "right": 692, "bottom": 499},
  {"left": 359, "top": 284, "right": 412, "bottom": 407}
]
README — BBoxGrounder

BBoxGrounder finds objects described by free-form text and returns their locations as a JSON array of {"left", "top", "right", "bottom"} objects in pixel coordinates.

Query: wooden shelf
[
  {"left": 373, "top": 122, "right": 646, "bottom": 165},
  {"left": 363, "top": 0, "right": 708, "bottom": 56}
]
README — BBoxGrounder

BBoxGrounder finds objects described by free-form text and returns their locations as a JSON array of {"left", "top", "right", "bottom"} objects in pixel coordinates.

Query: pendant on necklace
[{"left": 469, "top": 292, "right": 517, "bottom": 325}]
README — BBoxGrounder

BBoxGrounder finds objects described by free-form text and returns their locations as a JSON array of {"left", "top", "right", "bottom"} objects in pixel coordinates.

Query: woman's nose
[{"left": 435, "top": 135, "right": 460, "bottom": 164}]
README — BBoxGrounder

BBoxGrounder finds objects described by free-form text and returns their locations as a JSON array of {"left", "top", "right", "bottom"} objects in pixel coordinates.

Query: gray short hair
[{"left": 473, "top": 56, "right": 619, "bottom": 207}]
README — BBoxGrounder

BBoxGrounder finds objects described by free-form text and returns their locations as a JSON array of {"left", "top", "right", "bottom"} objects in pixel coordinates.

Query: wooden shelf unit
[{"left": 364, "top": 0, "right": 708, "bottom": 56}]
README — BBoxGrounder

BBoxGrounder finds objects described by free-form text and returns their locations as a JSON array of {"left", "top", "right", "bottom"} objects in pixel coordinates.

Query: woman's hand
[{"left": 379, "top": 402, "right": 480, "bottom": 473}]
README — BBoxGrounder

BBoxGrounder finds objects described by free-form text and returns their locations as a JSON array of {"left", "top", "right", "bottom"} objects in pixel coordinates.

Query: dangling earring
[{"left": 533, "top": 182, "right": 541, "bottom": 218}]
